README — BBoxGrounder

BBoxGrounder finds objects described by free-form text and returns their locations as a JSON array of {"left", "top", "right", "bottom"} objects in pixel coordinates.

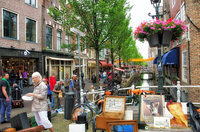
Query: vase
[
  {"left": 162, "top": 30, "right": 172, "bottom": 46},
  {"left": 147, "top": 33, "right": 159, "bottom": 47}
]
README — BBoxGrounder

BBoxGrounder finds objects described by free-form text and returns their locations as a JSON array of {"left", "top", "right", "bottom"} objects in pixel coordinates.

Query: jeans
[
  {"left": 0, "top": 97, "right": 11, "bottom": 122},
  {"left": 19, "top": 79, "right": 23, "bottom": 89}
]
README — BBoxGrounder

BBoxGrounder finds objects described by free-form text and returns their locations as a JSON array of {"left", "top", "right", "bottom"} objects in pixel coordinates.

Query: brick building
[
  {"left": 161, "top": 0, "right": 200, "bottom": 102},
  {"left": 41, "top": 0, "right": 74, "bottom": 80},
  {"left": 0, "top": 0, "right": 43, "bottom": 85}
]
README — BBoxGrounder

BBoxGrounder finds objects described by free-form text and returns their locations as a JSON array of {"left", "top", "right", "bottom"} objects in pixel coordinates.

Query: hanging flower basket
[
  {"left": 147, "top": 30, "right": 173, "bottom": 47},
  {"left": 134, "top": 19, "right": 187, "bottom": 47}
]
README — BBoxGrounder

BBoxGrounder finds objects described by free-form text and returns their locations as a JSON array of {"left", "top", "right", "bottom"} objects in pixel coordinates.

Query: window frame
[
  {"left": 46, "top": 25, "right": 53, "bottom": 49},
  {"left": 25, "top": 0, "right": 37, "bottom": 8},
  {"left": 182, "top": 51, "right": 188, "bottom": 83},
  {"left": 57, "top": 30, "right": 62, "bottom": 51},
  {"left": 180, "top": 3, "right": 186, "bottom": 21},
  {"left": 2, "top": 9, "right": 18, "bottom": 40},
  {"left": 65, "top": 34, "right": 70, "bottom": 52},
  {"left": 25, "top": 17, "right": 37, "bottom": 43}
]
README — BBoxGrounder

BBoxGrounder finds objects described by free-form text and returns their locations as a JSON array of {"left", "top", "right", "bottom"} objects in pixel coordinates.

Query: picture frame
[
  {"left": 106, "top": 120, "right": 138, "bottom": 132},
  {"left": 138, "top": 95, "right": 165, "bottom": 127}
]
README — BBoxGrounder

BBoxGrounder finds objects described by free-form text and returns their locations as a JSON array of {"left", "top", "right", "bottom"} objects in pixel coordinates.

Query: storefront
[
  {"left": 87, "top": 60, "right": 96, "bottom": 80},
  {"left": 0, "top": 47, "right": 42, "bottom": 85},
  {"left": 74, "top": 55, "right": 88, "bottom": 80},
  {"left": 45, "top": 56, "right": 74, "bottom": 81}
]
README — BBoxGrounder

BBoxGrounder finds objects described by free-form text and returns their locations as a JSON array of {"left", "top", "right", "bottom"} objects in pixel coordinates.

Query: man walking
[
  {"left": 0, "top": 73, "right": 11, "bottom": 123},
  {"left": 64, "top": 74, "right": 70, "bottom": 93}
]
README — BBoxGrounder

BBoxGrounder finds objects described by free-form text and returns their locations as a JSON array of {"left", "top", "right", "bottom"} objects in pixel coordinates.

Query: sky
[{"left": 127, "top": 0, "right": 155, "bottom": 59}]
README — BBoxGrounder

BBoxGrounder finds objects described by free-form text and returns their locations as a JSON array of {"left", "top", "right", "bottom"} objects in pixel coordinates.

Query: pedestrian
[
  {"left": 52, "top": 81, "right": 63, "bottom": 110},
  {"left": 18, "top": 70, "right": 23, "bottom": 89},
  {"left": 9, "top": 70, "right": 16, "bottom": 86},
  {"left": 43, "top": 78, "right": 52, "bottom": 103},
  {"left": 81, "top": 72, "right": 84, "bottom": 81},
  {"left": 49, "top": 73, "right": 56, "bottom": 91},
  {"left": 103, "top": 71, "right": 107, "bottom": 81},
  {"left": 64, "top": 74, "right": 70, "bottom": 93},
  {"left": 0, "top": 73, "right": 11, "bottom": 124},
  {"left": 49, "top": 73, "right": 56, "bottom": 108},
  {"left": 69, "top": 75, "right": 76, "bottom": 93},
  {"left": 26, "top": 72, "right": 54, "bottom": 132}
]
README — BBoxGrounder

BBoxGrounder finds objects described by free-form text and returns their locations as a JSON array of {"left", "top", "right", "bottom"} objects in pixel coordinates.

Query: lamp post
[
  {"left": 149, "top": 0, "right": 165, "bottom": 94},
  {"left": 70, "top": 28, "right": 85, "bottom": 104}
]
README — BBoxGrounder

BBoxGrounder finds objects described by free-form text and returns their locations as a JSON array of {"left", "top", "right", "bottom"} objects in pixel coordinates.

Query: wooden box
[{"left": 96, "top": 96, "right": 126, "bottom": 130}]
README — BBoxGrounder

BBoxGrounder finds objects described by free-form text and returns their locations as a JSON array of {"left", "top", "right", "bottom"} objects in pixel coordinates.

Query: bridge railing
[{"left": 136, "top": 81, "right": 200, "bottom": 102}]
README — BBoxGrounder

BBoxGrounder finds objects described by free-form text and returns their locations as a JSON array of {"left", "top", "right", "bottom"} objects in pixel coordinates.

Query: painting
[
  {"left": 165, "top": 102, "right": 188, "bottom": 128},
  {"left": 139, "top": 95, "right": 165, "bottom": 126}
]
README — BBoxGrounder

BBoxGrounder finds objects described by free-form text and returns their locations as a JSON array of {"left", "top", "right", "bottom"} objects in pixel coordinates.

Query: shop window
[
  {"left": 3, "top": 10, "right": 17, "bottom": 39},
  {"left": 46, "top": 26, "right": 52, "bottom": 49},
  {"left": 26, "top": 18, "right": 36, "bottom": 42},
  {"left": 57, "top": 30, "right": 62, "bottom": 51},
  {"left": 182, "top": 51, "right": 187, "bottom": 82},
  {"left": 25, "top": 0, "right": 37, "bottom": 8}
]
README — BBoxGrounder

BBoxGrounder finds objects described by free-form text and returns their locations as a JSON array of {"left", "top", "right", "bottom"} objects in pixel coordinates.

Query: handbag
[{"left": 58, "top": 92, "right": 63, "bottom": 98}]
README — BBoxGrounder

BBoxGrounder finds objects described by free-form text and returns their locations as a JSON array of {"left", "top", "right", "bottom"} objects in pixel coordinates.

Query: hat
[{"left": 108, "top": 72, "right": 111, "bottom": 75}]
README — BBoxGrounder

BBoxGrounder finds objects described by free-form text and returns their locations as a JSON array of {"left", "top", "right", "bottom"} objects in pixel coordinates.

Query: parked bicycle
[{"left": 71, "top": 90, "right": 108, "bottom": 123}]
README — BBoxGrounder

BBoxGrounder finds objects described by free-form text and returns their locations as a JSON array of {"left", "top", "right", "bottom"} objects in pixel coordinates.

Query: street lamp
[
  {"left": 70, "top": 27, "right": 85, "bottom": 104},
  {"left": 149, "top": 0, "right": 164, "bottom": 94}
]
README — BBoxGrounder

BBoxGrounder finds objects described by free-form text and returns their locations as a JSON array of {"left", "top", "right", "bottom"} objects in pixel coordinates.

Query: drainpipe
[{"left": 184, "top": 0, "right": 191, "bottom": 84}]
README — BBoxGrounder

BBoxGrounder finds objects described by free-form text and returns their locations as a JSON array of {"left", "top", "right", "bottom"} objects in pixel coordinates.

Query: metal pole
[
  {"left": 157, "top": 45, "right": 164, "bottom": 94},
  {"left": 78, "top": 35, "right": 83, "bottom": 104},
  {"left": 154, "top": 2, "right": 164, "bottom": 94}
]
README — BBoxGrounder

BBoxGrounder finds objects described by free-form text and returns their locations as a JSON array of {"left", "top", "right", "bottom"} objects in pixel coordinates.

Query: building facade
[
  {"left": 42, "top": 0, "right": 74, "bottom": 80},
  {"left": 0, "top": 0, "right": 43, "bottom": 85},
  {"left": 161, "top": 0, "right": 200, "bottom": 102}
]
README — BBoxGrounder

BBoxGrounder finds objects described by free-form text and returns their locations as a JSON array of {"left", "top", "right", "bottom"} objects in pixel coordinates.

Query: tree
[{"left": 49, "top": 0, "right": 131, "bottom": 87}]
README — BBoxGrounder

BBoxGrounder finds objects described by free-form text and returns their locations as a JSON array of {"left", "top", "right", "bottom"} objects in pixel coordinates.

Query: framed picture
[
  {"left": 106, "top": 120, "right": 138, "bottom": 132},
  {"left": 165, "top": 102, "right": 188, "bottom": 128},
  {"left": 139, "top": 95, "right": 165, "bottom": 127}
]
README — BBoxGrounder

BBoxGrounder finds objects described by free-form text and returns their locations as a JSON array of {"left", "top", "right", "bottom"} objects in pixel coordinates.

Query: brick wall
[
  {"left": 0, "top": 0, "right": 42, "bottom": 51},
  {"left": 185, "top": 0, "right": 200, "bottom": 102}
]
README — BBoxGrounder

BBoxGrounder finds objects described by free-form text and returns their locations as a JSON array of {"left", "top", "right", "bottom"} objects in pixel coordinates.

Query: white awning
[{"left": 46, "top": 56, "right": 74, "bottom": 61}]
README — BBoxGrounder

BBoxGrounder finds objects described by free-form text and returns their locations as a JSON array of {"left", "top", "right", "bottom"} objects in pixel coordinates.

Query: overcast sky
[{"left": 127, "top": 0, "right": 155, "bottom": 59}]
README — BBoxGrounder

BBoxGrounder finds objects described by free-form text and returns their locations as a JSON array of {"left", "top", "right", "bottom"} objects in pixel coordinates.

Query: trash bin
[{"left": 64, "top": 92, "right": 75, "bottom": 120}]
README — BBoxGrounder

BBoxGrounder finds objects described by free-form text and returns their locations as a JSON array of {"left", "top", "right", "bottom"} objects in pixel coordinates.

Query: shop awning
[
  {"left": 46, "top": 56, "right": 74, "bottom": 61},
  {"left": 114, "top": 67, "right": 126, "bottom": 72},
  {"left": 153, "top": 56, "right": 158, "bottom": 64},
  {"left": 99, "top": 61, "right": 107, "bottom": 67},
  {"left": 107, "top": 63, "right": 113, "bottom": 67},
  {"left": 162, "top": 48, "right": 179, "bottom": 65},
  {"left": 99, "top": 61, "right": 113, "bottom": 67}
]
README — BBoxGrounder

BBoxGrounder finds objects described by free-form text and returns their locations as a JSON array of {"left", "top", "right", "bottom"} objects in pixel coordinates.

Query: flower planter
[
  {"left": 147, "top": 33, "right": 159, "bottom": 47},
  {"left": 147, "top": 30, "right": 172, "bottom": 47},
  {"left": 162, "top": 30, "right": 172, "bottom": 46}
]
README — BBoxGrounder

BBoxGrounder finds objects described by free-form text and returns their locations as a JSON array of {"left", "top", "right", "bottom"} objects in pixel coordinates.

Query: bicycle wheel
[{"left": 71, "top": 104, "right": 94, "bottom": 123}]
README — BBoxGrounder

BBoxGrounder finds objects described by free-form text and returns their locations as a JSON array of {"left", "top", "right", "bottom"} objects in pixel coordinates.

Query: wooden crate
[{"left": 96, "top": 96, "right": 126, "bottom": 130}]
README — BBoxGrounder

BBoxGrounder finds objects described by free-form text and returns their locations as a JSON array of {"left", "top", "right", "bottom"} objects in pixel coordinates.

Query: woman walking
[{"left": 26, "top": 72, "right": 54, "bottom": 132}]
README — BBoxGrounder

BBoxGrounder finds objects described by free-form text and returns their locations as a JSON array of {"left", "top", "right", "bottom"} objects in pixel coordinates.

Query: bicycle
[{"left": 71, "top": 90, "right": 108, "bottom": 123}]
